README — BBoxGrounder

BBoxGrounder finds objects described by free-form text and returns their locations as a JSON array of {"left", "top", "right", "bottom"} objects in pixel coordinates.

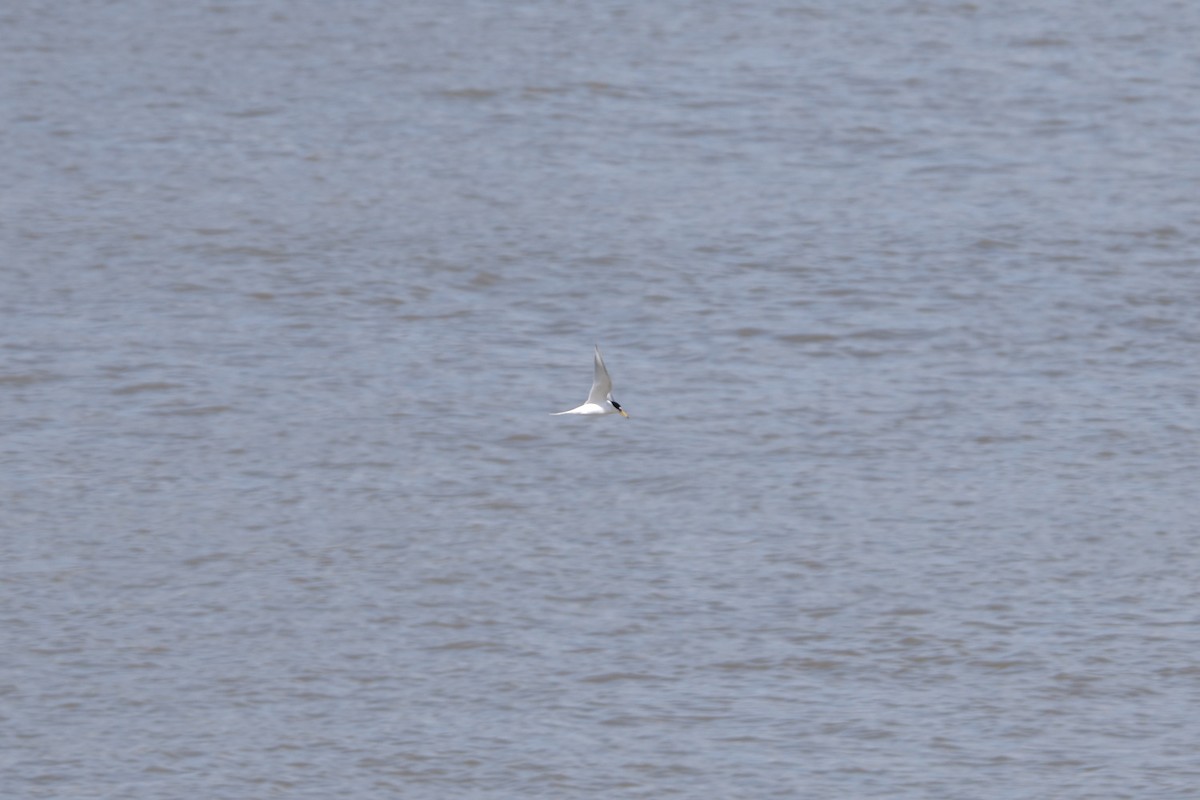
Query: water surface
[{"left": 4, "top": 2, "right": 1200, "bottom": 797}]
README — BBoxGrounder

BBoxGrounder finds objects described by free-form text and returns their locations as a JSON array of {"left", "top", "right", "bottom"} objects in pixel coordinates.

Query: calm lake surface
[{"left": 4, "top": 1, "right": 1200, "bottom": 797}]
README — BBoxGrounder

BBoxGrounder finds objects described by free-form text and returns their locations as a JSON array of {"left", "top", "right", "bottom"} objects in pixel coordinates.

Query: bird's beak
[{"left": 617, "top": 408, "right": 629, "bottom": 418}]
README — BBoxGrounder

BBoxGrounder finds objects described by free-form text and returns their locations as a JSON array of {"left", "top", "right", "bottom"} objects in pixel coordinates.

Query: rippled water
[{"left": 4, "top": 2, "right": 1200, "bottom": 797}]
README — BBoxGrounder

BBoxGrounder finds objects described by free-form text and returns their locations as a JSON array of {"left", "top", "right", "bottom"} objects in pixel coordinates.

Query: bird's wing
[{"left": 586, "top": 345, "right": 613, "bottom": 405}]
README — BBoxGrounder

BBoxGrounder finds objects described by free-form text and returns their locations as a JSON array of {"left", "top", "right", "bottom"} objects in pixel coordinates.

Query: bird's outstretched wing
[{"left": 586, "top": 345, "right": 613, "bottom": 405}]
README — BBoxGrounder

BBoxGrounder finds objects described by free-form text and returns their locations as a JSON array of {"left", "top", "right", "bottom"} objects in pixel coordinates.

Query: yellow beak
[{"left": 617, "top": 408, "right": 629, "bottom": 418}]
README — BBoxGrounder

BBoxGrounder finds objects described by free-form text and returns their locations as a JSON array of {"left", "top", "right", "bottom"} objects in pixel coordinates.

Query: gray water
[{"left": 4, "top": 1, "right": 1200, "bottom": 797}]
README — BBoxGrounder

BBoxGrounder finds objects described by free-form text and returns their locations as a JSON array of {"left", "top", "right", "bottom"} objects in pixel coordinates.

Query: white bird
[{"left": 552, "top": 345, "right": 629, "bottom": 417}]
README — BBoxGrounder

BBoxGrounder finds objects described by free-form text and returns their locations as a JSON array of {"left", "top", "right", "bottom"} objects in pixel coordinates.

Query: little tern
[{"left": 552, "top": 345, "right": 629, "bottom": 418}]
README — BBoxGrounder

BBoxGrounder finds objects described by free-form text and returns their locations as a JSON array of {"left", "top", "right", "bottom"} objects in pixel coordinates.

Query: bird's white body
[
  {"left": 553, "top": 401, "right": 616, "bottom": 416},
  {"left": 553, "top": 346, "right": 629, "bottom": 418}
]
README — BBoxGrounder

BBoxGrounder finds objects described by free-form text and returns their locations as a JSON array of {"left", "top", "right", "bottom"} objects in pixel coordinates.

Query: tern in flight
[{"left": 552, "top": 345, "right": 629, "bottom": 417}]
